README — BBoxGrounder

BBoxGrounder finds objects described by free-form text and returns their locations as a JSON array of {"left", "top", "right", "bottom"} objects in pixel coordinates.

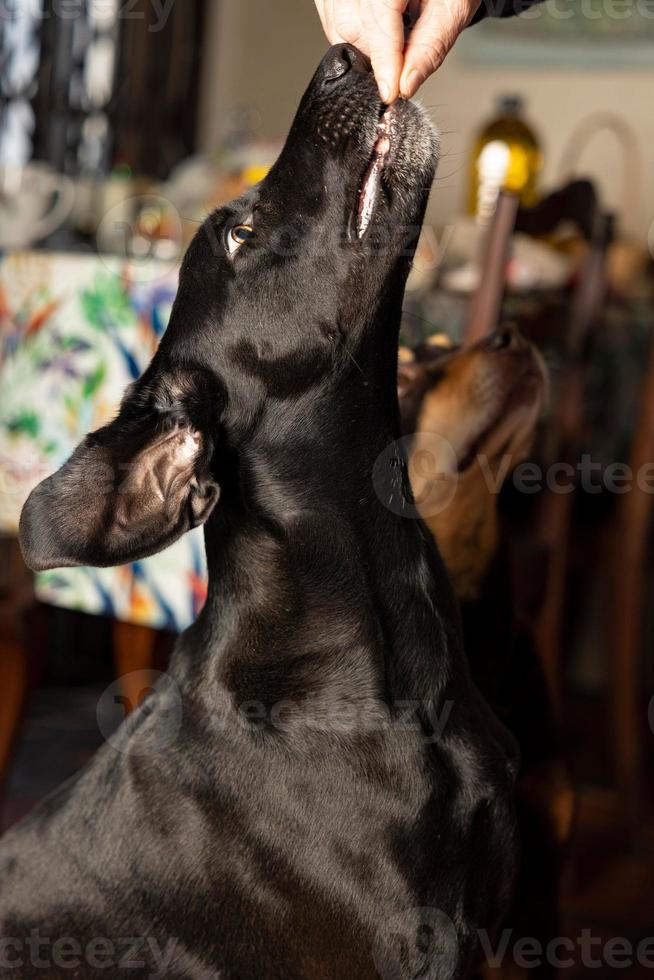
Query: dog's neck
[
  {"left": 423, "top": 464, "right": 500, "bottom": 603},
  {"left": 195, "top": 364, "right": 465, "bottom": 720}
]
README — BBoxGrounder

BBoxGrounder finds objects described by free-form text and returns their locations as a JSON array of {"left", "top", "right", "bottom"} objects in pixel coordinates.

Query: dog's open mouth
[{"left": 355, "top": 106, "right": 395, "bottom": 238}]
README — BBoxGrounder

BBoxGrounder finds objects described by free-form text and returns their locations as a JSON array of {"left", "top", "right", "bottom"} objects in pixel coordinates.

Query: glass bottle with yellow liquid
[{"left": 468, "top": 95, "right": 542, "bottom": 226}]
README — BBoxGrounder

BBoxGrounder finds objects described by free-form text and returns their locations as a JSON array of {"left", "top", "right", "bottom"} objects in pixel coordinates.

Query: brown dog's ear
[
  {"left": 397, "top": 341, "right": 463, "bottom": 434},
  {"left": 19, "top": 365, "right": 221, "bottom": 571},
  {"left": 397, "top": 361, "right": 431, "bottom": 435}
]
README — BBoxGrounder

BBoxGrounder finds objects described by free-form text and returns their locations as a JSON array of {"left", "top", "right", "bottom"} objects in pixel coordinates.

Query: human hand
[{"left": 314, "top": 0, "right": 481, "bottom": 103}]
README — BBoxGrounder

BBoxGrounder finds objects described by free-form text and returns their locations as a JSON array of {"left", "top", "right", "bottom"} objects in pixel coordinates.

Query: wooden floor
[{"left": 560, "top": 787, "right": 654, "bottom": 977}]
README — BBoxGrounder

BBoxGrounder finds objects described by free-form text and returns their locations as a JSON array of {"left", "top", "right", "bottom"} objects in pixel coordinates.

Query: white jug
[{"left": 0, "top": 162, "right": 75, "bottom": 250}]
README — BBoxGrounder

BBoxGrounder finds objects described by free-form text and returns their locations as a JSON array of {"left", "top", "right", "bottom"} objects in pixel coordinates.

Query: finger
[
  {"left": 314, "top": 0, "right": 329, "bottom": 36},
  {"left": 315, "top": 0, "right": 345, "bottom": 43},
  {"left": 400, "top": 0, "right": 479, "bottom": 97},
  {"left": 362, "top": 0, "right": 409, "bottom": 103},
  {"left": 333, "top": 0, "right": 368, "bottom": 50}
]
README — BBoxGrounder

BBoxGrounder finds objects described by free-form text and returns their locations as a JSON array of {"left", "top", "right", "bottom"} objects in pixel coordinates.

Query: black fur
[{"left": 2, "top": 47, "right": 518, "bottom": 980}]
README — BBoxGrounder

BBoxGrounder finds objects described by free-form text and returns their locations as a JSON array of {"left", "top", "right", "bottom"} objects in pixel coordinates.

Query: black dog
[{"left": 3, "top": 47, "right": 518, "bottom": 980}]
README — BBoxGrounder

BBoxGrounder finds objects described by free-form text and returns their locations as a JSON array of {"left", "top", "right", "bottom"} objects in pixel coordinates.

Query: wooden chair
[
  {"left": 0, "top": 537, "right": 33, "bottom": 794},
  {"left": 112, "top": 620, "right": 165, "bottom": 714},
  {"left": 464, "top": 191, "right": 519, "bottom": 344},
  {"left": 466, "top": 180, "right": 620, "bottom": 727},
  {"left": 0, "top": 533, "right": 164, "bottom": 797},
  {"left": 609, "top": 329, "right": 654, "bottom": 830},
  {"left": 529, "top": 214, "right": 613, "bottom": 712}
]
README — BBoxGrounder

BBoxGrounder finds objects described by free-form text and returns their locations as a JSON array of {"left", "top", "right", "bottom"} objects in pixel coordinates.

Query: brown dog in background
[{"left": 399, "top": 326, "right": 575, "bottom": 978}]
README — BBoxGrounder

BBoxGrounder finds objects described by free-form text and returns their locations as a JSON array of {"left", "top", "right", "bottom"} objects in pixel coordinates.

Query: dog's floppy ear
[
  {"left": 397, "top": 360, "right": 431, "bottom": 434},
  {"left": 397, "top": 343, "right": 458, "bottom": 435},
  {"left": 19, "top": 363, "right": 221, "bottom": 571}
]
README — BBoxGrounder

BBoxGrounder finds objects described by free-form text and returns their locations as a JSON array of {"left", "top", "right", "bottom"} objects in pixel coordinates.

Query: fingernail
[
  {"left": 402, "top": 68, "right": 420, "bottom": 97},
  {"left": 378, "top": 80, "right": 391, "bottom": 103}
]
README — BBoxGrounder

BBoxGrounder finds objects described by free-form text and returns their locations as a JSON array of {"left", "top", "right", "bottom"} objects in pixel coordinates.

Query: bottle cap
[{"left": 497, "top": 95, "right": 523, "bottom": 115}]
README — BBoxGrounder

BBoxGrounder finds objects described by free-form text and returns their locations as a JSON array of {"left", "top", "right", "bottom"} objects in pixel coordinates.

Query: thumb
[{"left": 362, "top": 0, "right": 410, "bottom": 103}]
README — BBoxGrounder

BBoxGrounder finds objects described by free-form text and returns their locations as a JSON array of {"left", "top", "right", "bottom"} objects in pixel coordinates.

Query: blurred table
[{"left": 0, "top": 250, "right": 207, "bottom": 633}]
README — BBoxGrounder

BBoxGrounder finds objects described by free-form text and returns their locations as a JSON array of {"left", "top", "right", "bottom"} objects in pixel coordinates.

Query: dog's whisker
[
  {"left": 342, "top": 342, "right": 367, "bottom": 381},
  {"left": 401, "top": 309, "right": 440, "bottom": 338},
  {"left": 430, "top": 165, "right": 466, "bottom": 182},
  {"left": 416, "top": 102, "right": 447, "bottom": 109}
]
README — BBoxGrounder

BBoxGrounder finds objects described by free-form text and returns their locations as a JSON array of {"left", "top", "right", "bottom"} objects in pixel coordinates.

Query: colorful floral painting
[{"left": 0, "top": 251, "right": 208, "bottom": 632}]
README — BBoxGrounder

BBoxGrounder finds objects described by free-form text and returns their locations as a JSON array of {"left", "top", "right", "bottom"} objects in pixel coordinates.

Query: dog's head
[
  {"left": 398, "top": 327, "right": 547, "bottom": 597},
  {"left": 20, "top": 46, "right": 439, "bottom": 571},
  {"left": 399, "top": 326, "right": 547, "bottom": 478}
]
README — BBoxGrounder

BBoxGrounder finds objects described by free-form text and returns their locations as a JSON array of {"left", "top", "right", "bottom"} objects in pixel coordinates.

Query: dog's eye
[{"left": 227, "top": 223, "right": 255, "bottom": 256}]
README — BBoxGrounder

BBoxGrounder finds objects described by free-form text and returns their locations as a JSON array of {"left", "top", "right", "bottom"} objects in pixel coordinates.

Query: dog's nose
[
  {"left": 485, "top": 326, "right": 521, "bottom": 352},
  {"left": 320, "top": 44, "right": 371, "bottom": 91}
]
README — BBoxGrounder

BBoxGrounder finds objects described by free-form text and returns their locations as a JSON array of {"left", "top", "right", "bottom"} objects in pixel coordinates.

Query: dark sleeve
[{"left": 470, "top": 0, "right": 548, "bottom": 24}]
